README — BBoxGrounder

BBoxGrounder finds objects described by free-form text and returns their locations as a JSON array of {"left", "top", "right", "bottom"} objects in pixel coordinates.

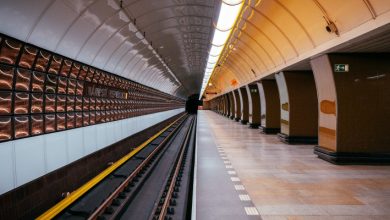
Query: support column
[
  {"left": 233, "top": 90, "right": 241, "bottom": 121},
  {"left": 228, "top": 92, "right": 235, "bottom": 119},
  {"left": 245, "top": 84, "right": 261, "bottom": 128},
  {"left": 219, "top": 96, "right": 223, "bottom": 114},
  {"left": 238, "top": 87, "right": 249, "bottom": 124},
  {"left": 223, "top": 94, "right": 230, "bottom": 117},
  {"left": 275, "top": 71, "right": 318, "bottom": 144},
  {"left": 221, "top": 96, "right": 224, "bottom": 115},
  {"left": 257, "top": 80, "right": 281, "bottom": 134},
  {"left": 218, "top": 97, "right": 223, "bottom": 114},
  {"left": 212, "top": 98, "right": 218, "bottom": 113},
  {"left": 311, "top": 54, "right": 390, "bottom": 164}
]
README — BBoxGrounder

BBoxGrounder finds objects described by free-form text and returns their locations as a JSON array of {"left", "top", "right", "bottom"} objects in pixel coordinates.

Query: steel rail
[
  {"left": 87, "top": 115, "right": 189, "bottom": 220},
  {"left": 37, "top": 113, "right": 186, "bottom": 220},
  {"left": 157, "top": 116, "right": 195, "bottom": 220}
]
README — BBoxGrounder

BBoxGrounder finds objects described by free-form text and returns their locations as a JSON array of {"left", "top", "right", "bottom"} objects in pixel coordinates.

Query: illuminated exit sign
[{"left": 334, "top": 64, "right": 349, "bottom": 72}]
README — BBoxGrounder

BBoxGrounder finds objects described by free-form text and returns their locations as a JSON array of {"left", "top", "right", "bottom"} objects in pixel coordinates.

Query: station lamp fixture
[{"left": 199, "top": 0, "right": 244, "bottom": 99}]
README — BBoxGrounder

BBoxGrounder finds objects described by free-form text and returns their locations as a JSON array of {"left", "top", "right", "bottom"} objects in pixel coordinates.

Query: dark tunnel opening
[{"left": 185, "top": 94, "right": 202, "bottom": 114}]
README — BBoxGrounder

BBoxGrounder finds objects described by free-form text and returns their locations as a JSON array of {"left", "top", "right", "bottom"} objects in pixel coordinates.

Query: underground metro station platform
[{"left": 1, "top": 0, "right": 390, "bottom": 219}]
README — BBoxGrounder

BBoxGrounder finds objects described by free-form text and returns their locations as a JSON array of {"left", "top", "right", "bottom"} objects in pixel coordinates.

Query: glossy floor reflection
[{"left": 199, "top": 110, "right": 390, "bottom": 220}]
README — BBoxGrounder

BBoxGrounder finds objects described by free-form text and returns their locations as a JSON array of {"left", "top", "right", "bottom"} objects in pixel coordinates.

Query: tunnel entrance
[{"left": 186, "top": 94, "right": 202, "bottom": 114}]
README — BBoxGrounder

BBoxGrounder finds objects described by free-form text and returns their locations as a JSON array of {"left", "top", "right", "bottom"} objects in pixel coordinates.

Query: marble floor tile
[{"left": 199, "top": 111, "right": 390, "bottom": 219}]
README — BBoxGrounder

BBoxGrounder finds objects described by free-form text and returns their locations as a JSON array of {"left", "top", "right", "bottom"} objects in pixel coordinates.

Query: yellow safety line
[{"left": 37, "top": 114, "right": 185, "bottom": 220}]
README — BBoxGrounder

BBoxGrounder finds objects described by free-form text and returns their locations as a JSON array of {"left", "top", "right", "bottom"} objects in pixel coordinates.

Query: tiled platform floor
[{"left": 197, "top": 110, "right": 390, "bottom": 220}]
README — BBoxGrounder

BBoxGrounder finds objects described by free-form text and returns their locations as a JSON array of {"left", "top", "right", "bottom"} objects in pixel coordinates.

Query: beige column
[
  {"left": 257, "top": 80, "right": 281, "bottom": 134},
  {"left": 203, "top": 100, "right": 210, "bottom": 110},
  {"left": 245, "top": 84, "right": 261, "bottom": 128},
  {"left": 238, "top": 87, "right": 249, "bottom": 124},
  {"left": 233, "top": 90, "right": 241, "bottom": 121},
  {"left": 222, "top": 94, "right": 229, "bottom": 116},
  {"left": 219, "top": 97, "right": 223, "bottom": 114},
  {"left": 211, "top": 99, "right": 217, "bottom": 112},
  {"left": 220, "top": 97, "right": 224, "bottom": 114},
  {"left": 221, "top": 97, "right": 225, "bottom": 114},
  {"left": 228, "top": 92, "right": 235, "bottom": 119},
  {"left": 224, "top": 94, "right": 230, "bottom": 117},
  {"left": 311, "top": 54, "right": 390, "bottom": 164},
  {"left": 213, "top": 98, "right": 217, "bottom": 112},
  {"left": 218, "top": 97, "right": 223, "bottom": 114},
  {"left": 275, "top": 71, "right": 318, "bottom": 144}
]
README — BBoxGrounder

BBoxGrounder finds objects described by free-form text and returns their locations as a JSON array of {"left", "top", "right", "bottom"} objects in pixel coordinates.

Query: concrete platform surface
[{"left": 194, "top": 110, "right": 390, "bottom": 220}]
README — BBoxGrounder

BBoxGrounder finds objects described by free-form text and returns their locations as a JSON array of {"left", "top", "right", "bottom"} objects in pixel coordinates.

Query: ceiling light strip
[{"left": 199, "top": 0, "right": 244, "bottom": 99}]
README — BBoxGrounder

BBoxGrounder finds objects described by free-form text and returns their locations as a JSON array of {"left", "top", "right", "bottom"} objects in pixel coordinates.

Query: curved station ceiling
[
  {"left": 204, "top": 0, "right": 390, "bottom": 100},
  {"left": 0, "top": 0, "right": 221, "bottom": 98},
  {"left": 1, "top": 0, "right": 390, "bottom": 100}
]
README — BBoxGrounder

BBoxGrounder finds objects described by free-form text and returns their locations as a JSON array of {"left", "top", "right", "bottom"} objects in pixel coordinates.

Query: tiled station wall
[
  {"left": 0, "top": 108, "right": 184, "bottom": 195},
  {"left": 0, "top": 112, "right": 184, "bottom": 219},
  {"left": 0, "top": 34, "right": 185, "bottom": 194},
  {"left": 0, "top": 34, "right": 184, "bottom": 142}
]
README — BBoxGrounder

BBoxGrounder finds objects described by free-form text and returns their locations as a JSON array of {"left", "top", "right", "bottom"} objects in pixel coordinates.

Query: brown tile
[{"left": 300, "top": 196, "right": 363, "bottom": 205}]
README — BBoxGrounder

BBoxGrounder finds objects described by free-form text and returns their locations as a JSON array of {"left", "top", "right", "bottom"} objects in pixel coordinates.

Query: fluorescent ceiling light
[
  {"left": 216, "top": 1, "right": 244, "bottom": 31},
  {"left": 207, "top": 55, "right": 220, "bottom": 64},
  {"left": 199, "top": 0, "right": 243, "bottom": 98},
  {"left": 209, "top": 45, "right": 224, "bottom": 56},
  {"left": 212, "top": 29, "right": 231, "bottom": 46}
]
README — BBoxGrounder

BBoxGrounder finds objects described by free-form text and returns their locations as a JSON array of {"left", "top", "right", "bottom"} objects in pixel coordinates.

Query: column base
[
  {"left": 248, "top": 123, "right": 260, "bottom": 129},
  {"left": 259, "top": 126, "right": 280, "bottom": 134},
  {"left": 277, "top": 133, "right": 318, "bottom": 144},
  {"left": 229, "top": 116, "right": 235, "bottom": 120},
  {"left": 234, "top": 117, "right": 240, "bottom": 122},
  {"left": 314, "top": 146, "right": 390, "bottom": 165},
  {"left": 240, "top": 120, "right": 248, "bottom": 125}
]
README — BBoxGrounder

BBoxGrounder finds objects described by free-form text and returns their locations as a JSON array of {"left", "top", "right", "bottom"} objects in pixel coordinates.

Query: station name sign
[{"left": 84, "top": 82, "right": 128, "bottom": 99}]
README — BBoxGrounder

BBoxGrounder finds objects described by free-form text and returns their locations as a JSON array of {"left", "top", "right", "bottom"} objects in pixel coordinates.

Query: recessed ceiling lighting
[
  {"left": 159, "top": 45, "right": 164, "bottom": 49},
  {"left": 199, "top": 0, "right": 244, "bottom": 99}
]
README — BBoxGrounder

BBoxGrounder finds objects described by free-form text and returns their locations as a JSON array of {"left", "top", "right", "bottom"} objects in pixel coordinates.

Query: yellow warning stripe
[{"left": 37, "top": 114, "right": 185, "bottom": 220}]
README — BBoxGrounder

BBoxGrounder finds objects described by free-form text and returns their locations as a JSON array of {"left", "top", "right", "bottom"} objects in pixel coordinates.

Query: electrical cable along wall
[{"left": 0, "top": 34, "right": 185, "bottom": 143}]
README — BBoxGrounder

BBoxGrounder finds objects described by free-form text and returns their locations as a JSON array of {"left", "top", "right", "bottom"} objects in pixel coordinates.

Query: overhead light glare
[
  {"left": 199, "top": 0, "right": 243, "bottom": 99},
  {"left": 216, "top": 2, "right": 243, "bottom": 31}
]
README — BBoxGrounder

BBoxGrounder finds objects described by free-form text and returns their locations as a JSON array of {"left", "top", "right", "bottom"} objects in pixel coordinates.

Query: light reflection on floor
[{"left": 201, "top": 110, "right": 390, "bottom": 220}]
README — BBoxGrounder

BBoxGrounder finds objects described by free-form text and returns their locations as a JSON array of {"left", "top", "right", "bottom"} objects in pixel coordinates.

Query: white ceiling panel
[
  {"left": 28, "top": 1, "right": 78, "bottom": 51},
  {"left": 91, "top": 28, "right": 128, "bottom": 67},
  {"left": 76, "top": 14, "right": 125, "bottom": 65},
  {"left": 63, "top": 0, "right": 95, "bottom": 14},
  {"left": 55, "top": 16, "right": 97, "bottom": 59},
  {"left": 0, "top": 0, "right": 51, "bottom": 41},
  {"left": 0, "top": 0, "right": 223, "bottom": 97},
  {"left": 104, "top": 39, "right": 135, "bottom": 70}
]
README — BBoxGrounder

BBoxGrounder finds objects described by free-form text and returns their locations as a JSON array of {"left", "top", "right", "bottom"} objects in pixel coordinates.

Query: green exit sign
[{"left": 334, "top": 64, "right": 349, "bottom": 72}]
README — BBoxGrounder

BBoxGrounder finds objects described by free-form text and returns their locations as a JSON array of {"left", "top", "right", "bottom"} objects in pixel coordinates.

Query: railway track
[{"left": 38, "top": 114, "right": 196, "bottom": 220}]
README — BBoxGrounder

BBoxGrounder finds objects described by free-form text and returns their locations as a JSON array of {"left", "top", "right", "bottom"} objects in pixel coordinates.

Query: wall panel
[{"left": 0, "top": 108, "right": 184, "bottom": 195}]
